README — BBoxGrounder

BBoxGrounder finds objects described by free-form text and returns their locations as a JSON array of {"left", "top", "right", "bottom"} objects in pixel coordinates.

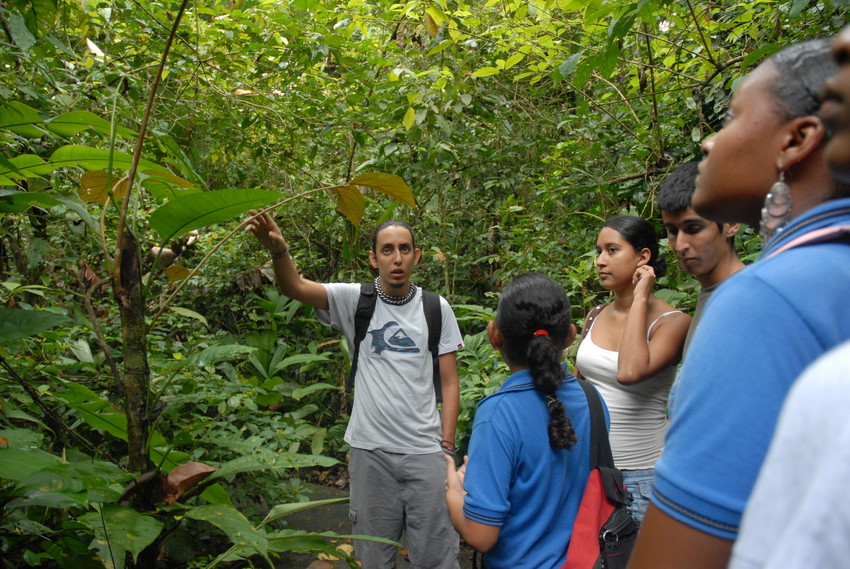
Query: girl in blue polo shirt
[{"left": 445, "top": 272, "right": 599, "bottom": 569}]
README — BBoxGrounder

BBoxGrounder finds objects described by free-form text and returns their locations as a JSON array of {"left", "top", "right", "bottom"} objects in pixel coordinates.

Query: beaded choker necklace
[{"left": 374, "top": 276, "right": 417, "bottom": 306}]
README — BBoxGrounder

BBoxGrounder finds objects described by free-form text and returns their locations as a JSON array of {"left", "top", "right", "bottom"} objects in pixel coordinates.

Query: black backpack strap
[
  {"left": 577, "top": 378, "right": 630, "bottom": 506},
  {"left": 347, "top": 282, "right": 377, "bottom": 394},
  {"left": 422, "top": 290, "right": 443, "bottom": 402},
  {"left": 576, "top": 378, "right": 612, "bottom": 469}
]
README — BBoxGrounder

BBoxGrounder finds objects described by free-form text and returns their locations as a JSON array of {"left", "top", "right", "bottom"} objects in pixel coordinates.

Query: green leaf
[
  {"left": 79, "top": 505, "right": 164, "bottom": 564},
  {"left": 189, "top": 344, "right": 257, "bottom": 366},
  {"left": 0, "top": 154, "right": 54, "bottom": 184},
  {"left": 0, "top": 190, "right": 60, "bottom": 213},
  {"left": 350, "top": 173, "right": 416, "bottom": 207},
  {"left": 403, "top": 107, "right": 416, "bottom": 131},
  {"left": 789, "top": 0, "right": 811, "bottom": 17},
  {"left": 149, "top": 188, "right": 282, "bottom": 242},
  {"left": 471, "top": 67, "right": 500, "bottom": 78},
  {"left": 0, "top": 308, "right": 68, "bottom": 344},
  {"left": 0, "top": 101, "right": 44, "bottom": 137},
  {"left": 50, "top": 145, "right": 169, "bottom": 174},
  {"left": 54, "top": 194, "right": 101, "bottom": 235},
  {"left": 0, "top": 448, "right": 62, "bottom": 481},
  {"left": 169, "top": 306, "right": 208, "bottom": 327},
  {"left": 291, "top": 382, "right": 340, "bottom": 401},
  {"left": 558, "top": 51, "right": 584, "bottom": 79},
  {"left": 272, "top": 353, "right": 330, "bottom": 371},
  {"left": 7, "top": 13, "right": 37, "bottom": 51},
  {"left": 261, "top": 498, "right": 348, "bottom": 526},
  {"left": 186, "top": 505, "right": 268, "bottom": 556},
  {"left": 46, "top": 111, "right": 137, "bottom": 138}
]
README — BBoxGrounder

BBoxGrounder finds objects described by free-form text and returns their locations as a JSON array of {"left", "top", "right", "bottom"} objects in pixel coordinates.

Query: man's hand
[{"left": 244, "top": 210, "right": 288, "bottom": 255}]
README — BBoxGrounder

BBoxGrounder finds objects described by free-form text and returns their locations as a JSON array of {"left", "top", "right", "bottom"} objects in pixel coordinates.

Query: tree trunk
[{"left": 114, "top": 230, "right": 151, "bottom": 475}]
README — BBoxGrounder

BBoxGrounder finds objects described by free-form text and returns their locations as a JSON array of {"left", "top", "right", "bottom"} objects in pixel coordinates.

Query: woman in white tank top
[{"left": 575, "top": 215, "right": 691, "bottom": 524}]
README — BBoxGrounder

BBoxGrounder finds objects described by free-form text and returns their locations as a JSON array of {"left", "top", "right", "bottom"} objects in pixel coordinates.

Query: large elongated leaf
[
  {"left": 0, "top": 101, "right": 44, "bottom": 137},
  {"left": 0, "top": 448, "right": 62, "bottom": 481},
  {"left": 149, "top": 188, "right": 282, "bottom": 242},
  {"left": 50, "top": 145, "right": 169, "bottom": 174},
  {"left": 262, "top": 498, "right": 349, "bottom": 527},
  {"left": 0, "top": 308, "right": 68, "bottom": 344},
  {"left": 0, "top": 190, "right": 60, "bottom": 213},
  {"left": 350, "top": 173, "right": 416, "bottom": 207},
  {"left": 46, "top": 111, "right": 137, "bottom": 138},
  {"left": 0, "top": 154, "right": 54, "bottom": 184},
  {"left": 186, "top": 505, "right": 268, "bottom": 556}
]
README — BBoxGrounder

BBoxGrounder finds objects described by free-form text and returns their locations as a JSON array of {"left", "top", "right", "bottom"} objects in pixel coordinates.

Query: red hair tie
[{"left": 533, "top": 329, "right": 549, "bottom": 337}]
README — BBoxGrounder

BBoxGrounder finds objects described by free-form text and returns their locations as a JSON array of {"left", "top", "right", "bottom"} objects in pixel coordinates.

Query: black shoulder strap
[
  {"left": 347, "top": 282, "right": 377, "bottom": 394},
  {"left": 422, "top": 290, "right": 443, "bottom": 402},
  {"left": 347, "top": 284, "right": 444, "bottom": 403},
  {"left": 576, "top": 379, "right": 613, "bottom": 469},
  {"left": 577, "top": 378, "right": 629, "bottom": 505}
]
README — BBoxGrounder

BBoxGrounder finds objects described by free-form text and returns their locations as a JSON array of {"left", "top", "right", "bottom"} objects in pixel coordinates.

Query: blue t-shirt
[
  {"left": 462, "top": 368, "right": 602, "bottom": 569},
  {"left": 654, "top": 197, "right": 850, "bottom": 539}
]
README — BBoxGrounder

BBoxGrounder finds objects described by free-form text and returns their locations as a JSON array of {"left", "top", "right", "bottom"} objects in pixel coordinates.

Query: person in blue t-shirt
[
  {"left": 445, "top": 272, "right": 599, "bottom": 569},
  {"left": 627, "top": 37, "right": 850, "bottom": 569}
]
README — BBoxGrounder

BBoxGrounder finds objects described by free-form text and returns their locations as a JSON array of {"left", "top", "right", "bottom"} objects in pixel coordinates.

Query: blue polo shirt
[
  {"left": 654, "top": 197, "right": 850, "bottom": 539},
  {"left": 462, "top": 368, "right": 601, "bottom": 569}
]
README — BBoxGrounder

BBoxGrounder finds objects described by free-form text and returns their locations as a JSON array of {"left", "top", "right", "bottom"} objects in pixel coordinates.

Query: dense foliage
[{"left": 1, "top": 0, "right": 847, "bottom": 566}]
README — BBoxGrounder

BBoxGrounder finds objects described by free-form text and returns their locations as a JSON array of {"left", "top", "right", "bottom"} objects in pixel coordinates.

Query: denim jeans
[{"left": 621, "top": 467, "right": 655, "bottom": 524}]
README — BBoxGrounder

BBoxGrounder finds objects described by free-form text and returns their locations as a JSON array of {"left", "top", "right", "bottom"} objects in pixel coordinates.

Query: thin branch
[{"left": 114, "top": 0, "right": 191, "bottom": 275}]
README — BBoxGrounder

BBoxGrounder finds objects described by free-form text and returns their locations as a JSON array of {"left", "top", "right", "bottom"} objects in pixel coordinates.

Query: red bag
[{"left": 562, "top": 380, "right": 638, "bottom": 569}]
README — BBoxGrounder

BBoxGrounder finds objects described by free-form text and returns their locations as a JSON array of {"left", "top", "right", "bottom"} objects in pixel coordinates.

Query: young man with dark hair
[
  {"left": 657, "top": 161, "right": 746, "bottom": 356},
  {"left": 245, "top": 212, "right": 463, "bottom": 569}
]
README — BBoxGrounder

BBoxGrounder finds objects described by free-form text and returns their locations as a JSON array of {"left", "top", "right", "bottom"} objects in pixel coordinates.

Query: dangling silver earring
[{"left": 760, "top": 171, "right": 792, "bottom": 242}]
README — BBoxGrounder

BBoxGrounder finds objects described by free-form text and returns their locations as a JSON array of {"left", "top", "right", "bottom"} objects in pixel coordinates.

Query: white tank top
[{"left": 575, "top": 310, "right": 680, "bottom": 469}]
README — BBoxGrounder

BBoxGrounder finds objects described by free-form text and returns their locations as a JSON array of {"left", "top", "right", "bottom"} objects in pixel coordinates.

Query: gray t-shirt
[
  {"left": 682, "top": 282, "right": 720, "bottom": 359},
  {"left": 316, "top": 283, "right": 464, "bottom": 454}
]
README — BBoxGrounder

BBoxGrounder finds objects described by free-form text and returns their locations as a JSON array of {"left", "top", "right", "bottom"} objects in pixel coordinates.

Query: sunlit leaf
[
  {"left": 423, "top": 13, "right": 438, "bottom": 38},
  {"left": 403, "top": 107, "right": 416, "bottom": 131},
  {"left": 0, "top": 308, "right": 68, "bottom": 344},
  {"left": 189, "top": 344, "right": 257, "bottom": 366},
  {"left": 471, "top": 67, "right": 500, "bottom": 78},
  {"left": 46, "top": 111, "right": 136, "bottom": 138},
  {"left": 350, "top": 173, "right": 416, "bottom": 207},
  {"left": 149, "top": 188, "right": 281, "bottom": 242},
  {"left": 332, "top": 184, "right": 365, "bottom": 225},
  {"left": 51, "top": 145, "right": 169, "bottom": 174},
  {"left": 0, "top": 101, "right": 44, "bottom": 137},
  {"left": 169, "top": 305, "right": 207, "bottom": 325},
  {"left": 0, "top": 154, "right": 54, "bottom": 184},
  {"left": 163, "top": 265, "right": 192, "bottom": 283},
  {"left": 504, "top": 53, "right": 525, "bottom": 69}
]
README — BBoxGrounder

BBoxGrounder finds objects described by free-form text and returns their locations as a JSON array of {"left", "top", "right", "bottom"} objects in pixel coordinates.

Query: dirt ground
[{"left": 276, "top": 482, "right": 476, "bottom": 569}]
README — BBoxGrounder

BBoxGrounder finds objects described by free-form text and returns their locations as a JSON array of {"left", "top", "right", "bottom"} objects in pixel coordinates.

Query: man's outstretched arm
[{"left": 245, "top": 210, "right": 329, "bottom": 310}]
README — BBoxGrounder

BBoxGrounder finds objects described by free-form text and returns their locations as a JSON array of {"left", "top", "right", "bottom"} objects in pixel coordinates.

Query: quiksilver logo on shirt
[{"left": 368, "top": 322, "right": 420, "bottom": 355}]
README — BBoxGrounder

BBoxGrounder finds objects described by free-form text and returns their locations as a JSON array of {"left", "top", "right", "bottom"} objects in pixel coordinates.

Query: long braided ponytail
[{"left": 496, "top": 273, "right": 577, "bottom": 449}]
